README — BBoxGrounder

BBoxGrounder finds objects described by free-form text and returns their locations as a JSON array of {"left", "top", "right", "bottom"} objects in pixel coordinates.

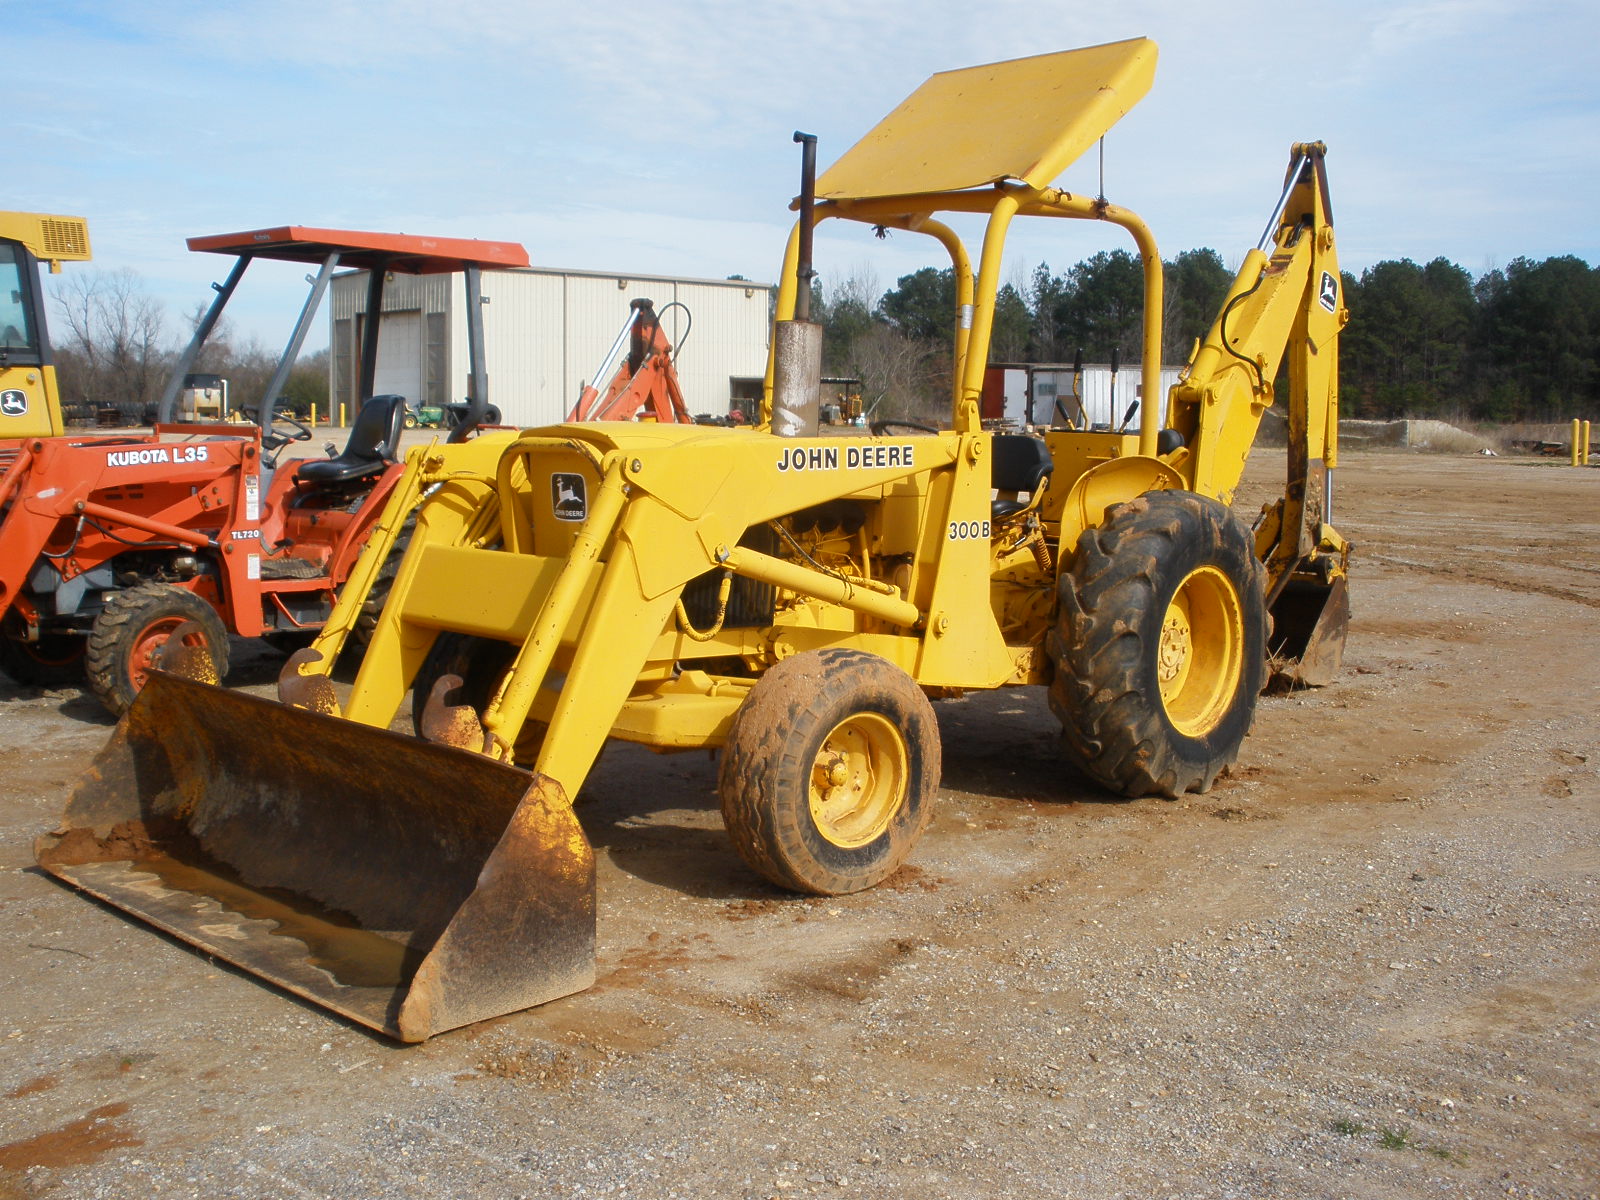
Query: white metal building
[
  {"left": 328, "top": 267, "right": 775, "bottom": 427},
  {"left": 987, "top": 363, "right": 1184, "bottom": 429}
]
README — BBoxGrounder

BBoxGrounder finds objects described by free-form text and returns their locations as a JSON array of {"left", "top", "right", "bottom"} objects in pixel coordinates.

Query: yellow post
[
  {"left": 1573, "top": 418, "right": 1582, "bottom": 466},
  {"left": 340, "top": 404, "right": 347, "bottom": 427},
  {"left": 1583, "top": 420, "right": 1592, "bottom": 464},
  {"left": 311, "top": 403, "right": 318, "bottom": 429}
]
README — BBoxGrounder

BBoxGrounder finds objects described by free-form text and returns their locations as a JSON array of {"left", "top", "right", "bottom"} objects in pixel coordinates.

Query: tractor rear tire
[
  {"left": 1048, "top": 490, "right": 1266, "bottom": 798},
  {"left": 85, "top": 582, "right": 230, "bottom": 715},
  {"left": 0, "top": 628, "right": 85, "bottom": 687},
  {"left": 718, "top": 647, "right": 939, "bottom": 895}
]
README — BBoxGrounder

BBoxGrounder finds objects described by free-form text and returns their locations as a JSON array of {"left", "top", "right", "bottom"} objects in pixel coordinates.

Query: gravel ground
[{"left": 0, "top": 449, "right": 1596, "bottom": 1199}]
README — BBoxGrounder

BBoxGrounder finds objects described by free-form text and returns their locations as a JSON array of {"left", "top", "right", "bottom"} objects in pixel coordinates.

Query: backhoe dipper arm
[
  {"left": 568, "top": 301, "right": 692, "bottom": 424},
  {"left": 1165, "top": 143, "right": 1347, "bottom": 513}
]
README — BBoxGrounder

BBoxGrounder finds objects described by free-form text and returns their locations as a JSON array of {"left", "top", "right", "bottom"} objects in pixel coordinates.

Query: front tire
[
  {"left": 719, "top": 647, "right": 939, "bottom": 895},
  {"left": 1048, "top": 490, "right": 1266, "bottom": 798},
  {"left": 85, "top": 582, "right": 230, "bottom": 715}
]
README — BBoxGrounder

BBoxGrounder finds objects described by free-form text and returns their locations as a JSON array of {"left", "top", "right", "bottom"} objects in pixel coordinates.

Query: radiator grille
[{"left": 40, "top": 218, "right": 90, "bottom": 258}]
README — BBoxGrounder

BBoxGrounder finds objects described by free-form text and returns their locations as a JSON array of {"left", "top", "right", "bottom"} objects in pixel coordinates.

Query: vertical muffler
[
  {"left": 772, "top": 131, "right": 823, "bottom": 438},
  {"left": 35, "top": 672, "right": 595, "bottom": 1042}
]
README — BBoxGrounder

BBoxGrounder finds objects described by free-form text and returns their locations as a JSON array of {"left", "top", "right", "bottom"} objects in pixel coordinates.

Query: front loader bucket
[
  {"left": 35, "top": 672, "right": 595, "bottom": 1042},
  {"left": 1267, "top": 574, "right": 1350, "bottom": 689}
]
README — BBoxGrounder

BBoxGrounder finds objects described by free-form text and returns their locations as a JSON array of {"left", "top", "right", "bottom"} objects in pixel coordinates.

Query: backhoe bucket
[
  {"left": 1267, "top": 574, "right": 1350, "bottom": 689},
  {"left": 35, "top": 672, "right": 595, "bottom": 1042}
]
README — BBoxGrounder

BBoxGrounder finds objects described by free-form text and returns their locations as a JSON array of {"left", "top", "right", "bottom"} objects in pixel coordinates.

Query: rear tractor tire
[
  {"left": 1048, "top": 490, "right": 1266, "bottom": 798},
  {"left": 718, "top": 648, "right": 940, "bottom": 895},
  {"left": 0, "top": 625, "right": 85, "bottom": 687},
  {"left": 85, "top": 582, "right": 230, "bottom": 715}
]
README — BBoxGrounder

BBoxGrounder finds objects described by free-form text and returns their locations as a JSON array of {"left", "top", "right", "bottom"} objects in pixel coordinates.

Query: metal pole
[
  {"left": 357, "top": 260, "right": 389, "bottom": 402},
  {"left": 792, "top": 132, "right": 818, "bottom": 323},
  {"left": 450, "top": 265, "right": 489, "bottom": 443},
  {"left": 580, "top": 306, "right": 644, "bottom": 415},
  {"left": 259, "top": 252, "right": 340, "bottom": 429},
  {"left": 156, "top": 256, "right": 251, "bottom": 423}
]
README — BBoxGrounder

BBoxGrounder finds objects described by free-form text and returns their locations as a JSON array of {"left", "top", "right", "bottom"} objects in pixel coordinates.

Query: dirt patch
[
  {"left": 0, "top": 1104, "right": 140, "bottom": 1172},
  {"left": 32, "top": 819, "right": 162, "bottom": 868},
  {"left": 3, "top": 1077, "right": 56, "bottom": 1101},
  {"left": 0, "top": 451, "right": 1596, "bottom": 1199}
]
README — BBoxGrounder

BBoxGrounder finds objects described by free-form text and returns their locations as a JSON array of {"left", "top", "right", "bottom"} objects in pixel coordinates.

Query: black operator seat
[
  {"left": 990, "top": 433, "right": 1055, "bottom": 521},
  {"left": 296, "top": 394, "right": 407, "bottom": 485}
]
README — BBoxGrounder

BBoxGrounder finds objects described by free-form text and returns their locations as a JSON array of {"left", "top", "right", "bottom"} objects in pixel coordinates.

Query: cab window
[{"left": 0, "top": 245, "right": 40, "bottom": 356}]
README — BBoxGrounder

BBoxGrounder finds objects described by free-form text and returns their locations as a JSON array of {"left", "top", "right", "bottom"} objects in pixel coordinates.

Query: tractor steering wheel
[
  {"left": 242, "top": 408, "right": 313, "bottom": 465},
  {"left": 870, "top": 419, "right": 941, "bottom": 436}
]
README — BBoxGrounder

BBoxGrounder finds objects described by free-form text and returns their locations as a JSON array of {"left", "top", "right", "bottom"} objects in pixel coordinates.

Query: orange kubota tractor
[{"left": 0, "top": 223, "right": 527, "bottom": 711}]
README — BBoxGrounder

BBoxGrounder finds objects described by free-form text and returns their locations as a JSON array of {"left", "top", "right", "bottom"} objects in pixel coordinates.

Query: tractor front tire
[
  {"left": 1048, "top": 490, "right": 1266, "bottom": 798},
  {"left": 86, "top": 582, "right": 230, "bottom": 715},
  {"left": 719, "top": 647, "right": 939, "bottom": 895}
]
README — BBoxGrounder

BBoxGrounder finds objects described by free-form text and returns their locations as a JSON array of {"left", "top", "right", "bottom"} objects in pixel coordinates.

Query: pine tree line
[{"left": 811, "top": 251, "right": 1599, "bottom": 425}]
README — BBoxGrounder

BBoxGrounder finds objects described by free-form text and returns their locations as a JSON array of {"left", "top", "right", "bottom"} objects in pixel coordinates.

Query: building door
[{"left": 373, "top": 310, "right": 423, "bottom": 401}]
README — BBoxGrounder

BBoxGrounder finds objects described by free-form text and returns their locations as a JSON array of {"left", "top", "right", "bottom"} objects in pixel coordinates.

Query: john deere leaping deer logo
[
  {"left": 551, "top": 473, "right": 587, "bottom": 522},
  {"left": 0, "top": 390, "right": 27, "bottom": 417}
]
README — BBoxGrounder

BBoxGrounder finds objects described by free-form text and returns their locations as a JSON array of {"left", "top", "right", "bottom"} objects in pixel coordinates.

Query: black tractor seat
[
  {"left": 990, "top": 433, "right": 1055, "bottom": 521},
  {"left": 296, "top": 395, "right": 407, "bottom": 485}
]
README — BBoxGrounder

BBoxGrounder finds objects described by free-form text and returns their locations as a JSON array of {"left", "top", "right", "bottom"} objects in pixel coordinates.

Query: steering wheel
[
  {"left": 870, "top": 419, "right": 941, "bottom": 436},
  {"left": 241, "top": 408, "right": 313, "bottom": 465}
]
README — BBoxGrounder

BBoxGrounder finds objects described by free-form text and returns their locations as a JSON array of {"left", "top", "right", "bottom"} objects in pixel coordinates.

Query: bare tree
[
  {"left": 843, "top": 325, "right": 949, "bottom": 424},
  {"left": 52, "top": 269, "right": 172, "bottom": 417}
]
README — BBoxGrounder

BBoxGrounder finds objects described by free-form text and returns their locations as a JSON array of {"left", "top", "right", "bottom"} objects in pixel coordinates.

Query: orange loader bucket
[{"left": 35, "top": 673, "right": 595, "bottom": 1042}]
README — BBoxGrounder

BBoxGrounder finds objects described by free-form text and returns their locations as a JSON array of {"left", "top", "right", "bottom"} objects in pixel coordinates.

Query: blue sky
[{"left": 13, "top": 0, "right": 1599, "bottom": 348}]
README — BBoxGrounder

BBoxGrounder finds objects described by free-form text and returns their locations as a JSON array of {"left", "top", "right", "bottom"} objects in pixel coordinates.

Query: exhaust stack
[{"left": 772, "top": 131, "right": 823, "bottom": 438}]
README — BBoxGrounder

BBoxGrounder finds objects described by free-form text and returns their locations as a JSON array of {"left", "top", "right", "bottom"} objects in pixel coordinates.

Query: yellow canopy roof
[{"left": 814, "top": 38, "right": 1157, "bottom": 201}]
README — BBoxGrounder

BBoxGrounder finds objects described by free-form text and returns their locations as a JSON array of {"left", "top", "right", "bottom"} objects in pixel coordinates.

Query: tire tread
[{"left": 1048, "top": 491, "right": 1266, "bottom": 798}]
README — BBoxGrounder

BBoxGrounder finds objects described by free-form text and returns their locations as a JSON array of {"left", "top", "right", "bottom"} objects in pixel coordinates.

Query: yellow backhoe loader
[{"left": 38, "top": 38, "right": 1351, "bottom": 1041}]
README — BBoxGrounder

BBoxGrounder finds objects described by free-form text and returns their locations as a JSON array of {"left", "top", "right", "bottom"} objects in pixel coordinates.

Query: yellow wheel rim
[
  {"left": 808, "top": 712, "right": 908, "bottom": 848},
  {"left": 1157, "top": 565, "right": 1244, "bottom": 738}
]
